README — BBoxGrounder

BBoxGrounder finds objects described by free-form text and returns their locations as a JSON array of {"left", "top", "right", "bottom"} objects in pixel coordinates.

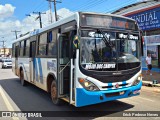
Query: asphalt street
[{"left": 0, "top": 66, "right": 160, "bottom": 120}]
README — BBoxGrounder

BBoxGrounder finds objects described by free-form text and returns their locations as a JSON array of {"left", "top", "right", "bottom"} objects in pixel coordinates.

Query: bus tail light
[{"left": 78, "top": 78, "right": 99, "bottom": 91}]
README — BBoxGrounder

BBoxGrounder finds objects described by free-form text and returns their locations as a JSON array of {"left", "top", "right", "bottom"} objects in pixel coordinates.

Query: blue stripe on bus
[
  {"left": 38, "top": 58, "right": 43, "bottom": 83},
  {"left": 122, "top": 81, "right": 127, "bottom": 88},
  {"left": 108, "top": 83, "right": 112, "bottom": 90},
  {"left": 34, "top": 58, "right": 39, "bottom": 82}
]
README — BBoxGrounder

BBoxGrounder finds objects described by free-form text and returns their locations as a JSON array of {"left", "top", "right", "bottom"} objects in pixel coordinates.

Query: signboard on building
[{"left": 125, "top": 5, "right": 160, "bottom": 31}]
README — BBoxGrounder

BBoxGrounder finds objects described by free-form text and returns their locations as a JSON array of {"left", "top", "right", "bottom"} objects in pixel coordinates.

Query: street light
[{"left": 26, "top": 13, "right": 47, "bottom": 28}]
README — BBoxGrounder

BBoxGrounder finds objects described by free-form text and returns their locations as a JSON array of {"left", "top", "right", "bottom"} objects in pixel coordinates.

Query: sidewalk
[{"left": 142, "top": 70, "right": 160, "bottom": 87}]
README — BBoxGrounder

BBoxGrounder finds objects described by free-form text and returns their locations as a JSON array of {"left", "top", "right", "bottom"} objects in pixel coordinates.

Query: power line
[
  {"left": 31, "top": 0, "right": 46, "bottom": 13},
  {"left": 73, "top": 0, "right": 104, "bottom": 11},
  {"left": 11, "top": 30, "right": 21, "bottom": 39},
  {"left": 104, "top": 0, "right": 136, "bottom": 13},
  {"left": 82, "top": 0, "right": 109, "bottom": 11},
  {"left": 72, "top": 0, "right": 97, "bottom": 11}
]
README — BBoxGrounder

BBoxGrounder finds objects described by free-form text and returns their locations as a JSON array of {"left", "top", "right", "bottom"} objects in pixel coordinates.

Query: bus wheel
[
  {"left": 51, "top": 81, "right": 62, "bottom": 105},
  {"left": 20, "top": 70, "right": 26, "bottom": 86}
]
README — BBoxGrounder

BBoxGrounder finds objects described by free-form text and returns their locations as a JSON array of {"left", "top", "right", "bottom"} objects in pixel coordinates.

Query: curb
[
  {"left": 142, "top": 81, "right": 160, "bottom": 87},
  {"left": 142, "top": 81, "right": 160, "bottom": 93}
]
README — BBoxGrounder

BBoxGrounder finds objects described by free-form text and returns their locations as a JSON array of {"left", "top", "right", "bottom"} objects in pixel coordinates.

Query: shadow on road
[{"left": 0, "top": 78, "right": 134, "bottom": 119}]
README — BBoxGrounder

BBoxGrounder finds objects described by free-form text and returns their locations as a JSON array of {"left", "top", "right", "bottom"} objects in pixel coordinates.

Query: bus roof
[
  {"left": 12, "top": 12, "right": 79, "bottom": 44},
  {"left": 12, "top": 12, "right": 136, "bottom": 44}
]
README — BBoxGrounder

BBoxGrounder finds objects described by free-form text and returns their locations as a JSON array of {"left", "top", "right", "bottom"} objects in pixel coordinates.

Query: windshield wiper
[{"left": 97, "top": 29, "right": 113, "bottom": 48}]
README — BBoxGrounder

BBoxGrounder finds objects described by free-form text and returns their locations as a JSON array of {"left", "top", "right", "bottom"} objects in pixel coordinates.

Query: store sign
[
  {"left": 145, "top": 35, "right": 160, "bottom": 44},
  {"left": 126, "top": 6, "right": 160, "bottom": 30}
]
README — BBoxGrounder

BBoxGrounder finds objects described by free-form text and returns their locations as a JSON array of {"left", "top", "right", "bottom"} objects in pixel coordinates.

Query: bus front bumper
[{"left": 76, "top": 81, "right": 142, "bottom": 107}]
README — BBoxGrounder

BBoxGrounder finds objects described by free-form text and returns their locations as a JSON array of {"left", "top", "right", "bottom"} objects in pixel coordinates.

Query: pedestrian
[{"left": 146, "top": 54, "right": 152, "bottom": 75}]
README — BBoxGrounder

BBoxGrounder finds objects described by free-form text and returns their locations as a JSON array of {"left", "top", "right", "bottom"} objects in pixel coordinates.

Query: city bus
[{"left": 12, "top": 12, "right": 142, "bottom": 107}]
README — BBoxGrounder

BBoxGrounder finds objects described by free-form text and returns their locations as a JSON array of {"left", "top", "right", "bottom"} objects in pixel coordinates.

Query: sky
[{"left": 0, "top": 0, "right": 144, "bottom": 48}]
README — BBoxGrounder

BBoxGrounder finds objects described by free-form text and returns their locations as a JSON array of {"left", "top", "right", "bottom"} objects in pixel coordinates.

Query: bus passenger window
[
  {"left": 48, "top": 30, "right": 57, "bottom": 56},
  {"left": 38, "top": 33, "right": 47, "bottom": 56}
]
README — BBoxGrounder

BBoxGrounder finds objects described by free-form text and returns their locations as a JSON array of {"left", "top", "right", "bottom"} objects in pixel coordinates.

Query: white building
[{"left": 112, "top": 0, "right": 160, "bottom": 70}]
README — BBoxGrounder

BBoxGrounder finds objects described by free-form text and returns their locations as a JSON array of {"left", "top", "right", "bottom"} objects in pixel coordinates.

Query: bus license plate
[{"left": 119, "top": 91, "right": 124, "bottom": 95}]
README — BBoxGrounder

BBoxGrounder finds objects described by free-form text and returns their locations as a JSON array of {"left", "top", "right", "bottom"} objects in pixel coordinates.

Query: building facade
[
  {"left": 0, "top": 48, "right": 12, "bottom": 57},
  {"left": 112, "top": 0, "right": 160, "bottom": 70}
]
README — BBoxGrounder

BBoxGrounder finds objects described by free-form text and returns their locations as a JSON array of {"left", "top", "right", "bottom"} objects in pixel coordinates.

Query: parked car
[{"left": 1, "top": 59, "right": 12, "bottom": 68}]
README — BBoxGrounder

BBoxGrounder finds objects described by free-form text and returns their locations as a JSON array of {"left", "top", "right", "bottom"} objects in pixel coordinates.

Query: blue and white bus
[{"left": 12, "top": 12, "right": 142, "bottom": 107}]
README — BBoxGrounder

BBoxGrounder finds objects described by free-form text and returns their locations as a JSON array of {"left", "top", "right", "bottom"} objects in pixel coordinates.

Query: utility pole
[
  {"left": 11, "top": 30, "right": 21, "bottom": 39},
  {"left": 47, "top": 0, "right": 53, "bottom": 23},
  {"left": 33, "top": 12, "right": 46, "bottom": 28},
  {"left": 53, "top": 0, "right": 58, "bottom": 21},
  {"left": 0, "top": 37, "right": 6, "bottom": 56},
  {"left": 47, "top": 0, "right": 61, "bottom": 22}
]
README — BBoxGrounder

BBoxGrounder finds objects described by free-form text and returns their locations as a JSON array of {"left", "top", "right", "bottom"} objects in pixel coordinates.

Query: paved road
[{"left": 0, "top": 67, "right": 160, "bottom": 120}]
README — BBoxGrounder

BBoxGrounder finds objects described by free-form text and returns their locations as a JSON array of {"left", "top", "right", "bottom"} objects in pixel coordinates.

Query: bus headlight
[
  {"left": 132, "top": 74, "right": 142, "bottom": 86},
  {"left": 132, "top": 79, "right": 140, "bottom": 86},
  {"left": 78, "top": 78, "right": 99, "bottom": 91}
]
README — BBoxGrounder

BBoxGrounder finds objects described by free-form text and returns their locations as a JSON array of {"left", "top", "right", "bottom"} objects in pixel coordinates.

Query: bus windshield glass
[{"left": 80, "top": 30, "right": 140, "bottom": 70}]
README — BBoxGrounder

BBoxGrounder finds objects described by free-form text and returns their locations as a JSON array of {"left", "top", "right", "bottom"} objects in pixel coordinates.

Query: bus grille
[
  {"left": 105, "top": 91, "right": 126, "bottom": 97},
  {"left": 102, "top": 83, "right": 128, "bottom": 89}
]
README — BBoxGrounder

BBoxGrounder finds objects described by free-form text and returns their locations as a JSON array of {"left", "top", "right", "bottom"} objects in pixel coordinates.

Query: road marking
[
  {"left": 137, "top": 96, "right": 154, "bottom": 102},
  {"left": 120, "top": 98, "right": 139, "bottom": 105},
  {"left": 0, "top": 85, "right": 19, "bottom": 120}
]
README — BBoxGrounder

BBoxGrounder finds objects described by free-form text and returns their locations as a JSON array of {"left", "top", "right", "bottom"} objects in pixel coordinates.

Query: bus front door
[
  {"left": 57, "top": 34, "right": 75, "bottom": 104},
  {"left": 29, "top": 41, "right": 36, "bottom": 83}
]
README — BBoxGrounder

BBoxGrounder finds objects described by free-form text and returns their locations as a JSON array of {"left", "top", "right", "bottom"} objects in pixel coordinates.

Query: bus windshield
[{"left": 80, "top": 30, "right": 140, "bottom": 70}]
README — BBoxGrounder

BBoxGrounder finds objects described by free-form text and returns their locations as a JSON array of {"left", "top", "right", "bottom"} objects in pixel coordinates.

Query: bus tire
[
  {"left": 20, "top": 70, "right": 26, "bottom": 86},
  {"left": 51, "top": 80, "right": 62, "bottom": 105}
]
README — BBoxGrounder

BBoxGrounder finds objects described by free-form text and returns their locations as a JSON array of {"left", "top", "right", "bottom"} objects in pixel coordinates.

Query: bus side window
[
  {"left": 15, "top": 45, "right": 19, "bottom": 58},
  {"left": 38, "top": 33, "right": 47, "bottom": 56},
  {"left": 48, "top": 30, "right": 57, "bottom": 56},
  {"left": 12, "top": 44, "right": 15, "bottom": 57}
]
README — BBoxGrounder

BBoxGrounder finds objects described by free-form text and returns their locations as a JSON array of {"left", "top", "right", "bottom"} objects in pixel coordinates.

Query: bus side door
[
  {"left": 57, "top": 33, "right": 75, "bottom": 104},
  {"left": 57, "top": 34, "right": 70, "bottom": 95}
]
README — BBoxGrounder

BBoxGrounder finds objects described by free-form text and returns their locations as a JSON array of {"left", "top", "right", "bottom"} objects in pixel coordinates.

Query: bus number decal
[
  {"left": 47, "top": 60, "right": 56, "bottom": 71},
  {"left": 85, "top": 63, "right": 116, "bottom": 69}
]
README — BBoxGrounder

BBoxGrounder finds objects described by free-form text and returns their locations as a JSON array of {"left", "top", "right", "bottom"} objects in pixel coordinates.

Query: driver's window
[{"left": 128, "top": 40, "right": 136, "bottom": 56}]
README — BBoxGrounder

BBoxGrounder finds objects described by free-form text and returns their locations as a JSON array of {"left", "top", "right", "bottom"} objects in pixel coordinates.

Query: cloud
[
  {"left": 0, "top": 7, "right": 74, "bottom": 48},
  {"left": 0, "top": 4, "right": 15, "bottom": 19}
]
